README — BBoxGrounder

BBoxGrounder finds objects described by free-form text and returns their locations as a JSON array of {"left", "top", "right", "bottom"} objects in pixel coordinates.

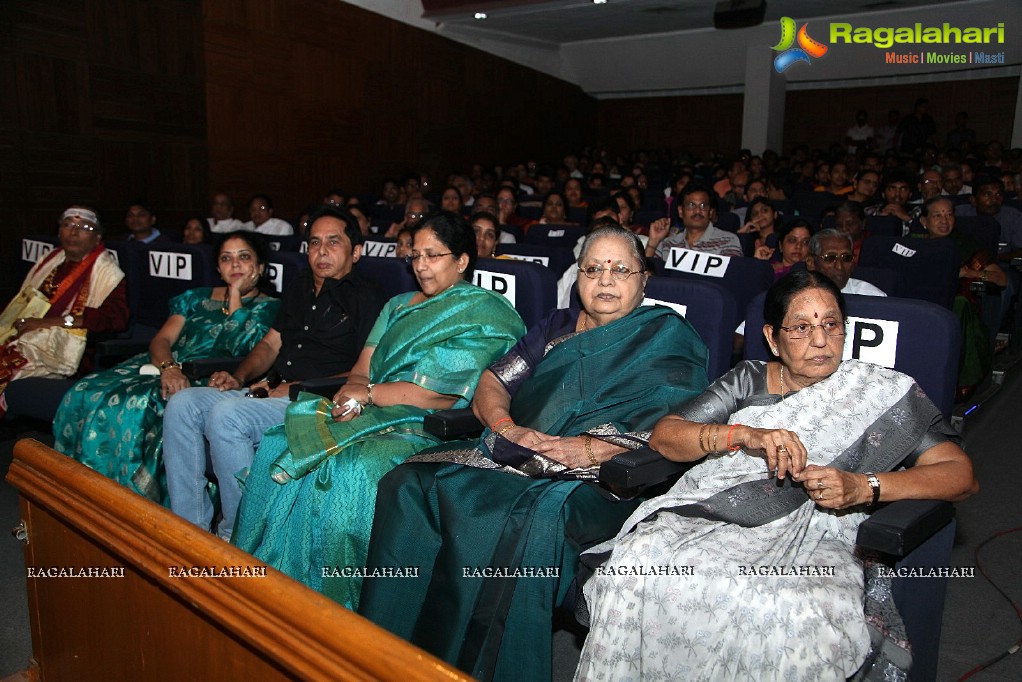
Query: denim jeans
[{"left": 163, "top": 387, "right": 289, "bottom": 540}]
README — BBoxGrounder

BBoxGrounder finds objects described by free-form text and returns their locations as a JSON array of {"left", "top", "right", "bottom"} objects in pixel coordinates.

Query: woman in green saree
[
  {"left": 232, "top": 212, "right": 525, "bottom": 609},
  {"left": 357, "top": 226, "right": 711, "bottom": 682},
  {"left": 54, "top": 232, "right": 279, "bottom": 504}
]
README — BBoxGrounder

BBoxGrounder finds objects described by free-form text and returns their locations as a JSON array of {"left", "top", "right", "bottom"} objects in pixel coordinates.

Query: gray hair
[
  {"left": 577, "top": 226, "right": 646, "bottom": 271},
  {"left": 809, "top": 228, "right": 853, "bottom": 256}
]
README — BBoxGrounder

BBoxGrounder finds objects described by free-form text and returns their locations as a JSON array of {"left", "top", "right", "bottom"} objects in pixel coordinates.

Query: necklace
[
  {"left": 222, "top": 288, "right": 256, "bottom": 315},
  {"left": 581, "top": 311, "right": 590, "bottom": 331}
]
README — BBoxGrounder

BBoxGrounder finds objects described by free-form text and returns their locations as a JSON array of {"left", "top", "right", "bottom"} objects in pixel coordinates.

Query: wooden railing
[{"left": 7, "top": 438, "right": 472, "bottom": 681}]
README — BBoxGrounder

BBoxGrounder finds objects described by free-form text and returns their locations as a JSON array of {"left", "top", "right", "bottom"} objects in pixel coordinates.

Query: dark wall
[
  {"left": 596, "top": 94, "right": 744, "bottom": 158},
  {"left": 1, "top": 0, "right": 208, "bottom": 296},
  {"left": 202, "top": 0, "right": 597, "bottom": 222}
]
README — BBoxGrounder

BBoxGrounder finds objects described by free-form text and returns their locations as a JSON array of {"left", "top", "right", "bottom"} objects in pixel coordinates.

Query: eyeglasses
[
  {"left": 407, "top": 212, "right": 426, "bottom": 220},
  {"left": 578, "top": 263, "right": 644, "bottom": 281},
  {"left": 684, "top": 202, "right": 711, "bottom": 211},
  {"left": 779, "top": 320, "right": 846, "bottom": 339},
  {"left": 405, "top": 251, "right": 454, "bottom": 265},
  {"left": 819, "top": 252, "right": 854, "bottom": 264},
  {"left": 60, "top": 220, "right": 97, "bottom": 232}
]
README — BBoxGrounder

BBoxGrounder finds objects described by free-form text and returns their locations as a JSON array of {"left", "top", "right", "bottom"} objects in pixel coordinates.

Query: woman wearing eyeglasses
[
  {"left": 0, "top": 205, "right": 128, "bottom": 414},
  {"left": 575, "top": 270, "right": 977, "bottom": 682},
  {"left": 232, "top": 211, "right": 524, "bottom": 608},
  {"left": 756, "top": 219, "right": 812, "bottom": 280},
  {"left": 358, "top": 226, "right": 711, "bottom": 681}
]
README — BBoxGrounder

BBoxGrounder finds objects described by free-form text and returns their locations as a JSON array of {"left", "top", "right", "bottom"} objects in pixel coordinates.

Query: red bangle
[
  {"left": 491, "top": 417, "right": 514, "bottom": 431},
  {"left": 727, "top": 424, "right": 742, "bottom": 452}
]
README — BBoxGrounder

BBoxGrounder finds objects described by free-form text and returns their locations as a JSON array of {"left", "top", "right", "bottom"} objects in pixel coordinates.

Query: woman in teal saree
[
  {"left": 357, "top": 227, "right": 711, "bottom": 682},
  {"left": 232, "top": 213, "right": 525, "bottom": 609},
  {"left": 54, "top": 232, "right": 279, "bottom": 504}
]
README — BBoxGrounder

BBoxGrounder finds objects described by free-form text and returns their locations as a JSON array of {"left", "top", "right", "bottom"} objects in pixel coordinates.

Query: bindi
[{"left": 814, "top": 312, "right": 818, "bottom": 318}]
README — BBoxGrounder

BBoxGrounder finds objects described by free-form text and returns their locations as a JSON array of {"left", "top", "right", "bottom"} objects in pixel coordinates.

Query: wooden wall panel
[
  {"left": 202, "top": 0, "right": 596, "bottom": 222},
  {"left": 1, "top": 0, "right": 208, "bottom": 299},
  {"left": 596, "top": 94, "right": 745, "bottom": 157}
]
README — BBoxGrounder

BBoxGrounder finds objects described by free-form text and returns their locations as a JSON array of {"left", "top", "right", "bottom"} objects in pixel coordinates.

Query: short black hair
[
  {"left": 306, "top": 204, "right": 363, "bottom": 248},
  {"left": 414, "top": 211, "right": 477, "bottom": 279}
]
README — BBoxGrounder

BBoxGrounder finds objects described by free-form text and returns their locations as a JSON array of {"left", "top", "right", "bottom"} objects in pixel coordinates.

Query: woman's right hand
[
  {"left": 735, "top": 426, "right": 807, "bottom": 479},
  {"left": 737, "top": 221, "right": 759, "bottom": 234},
  {"left": 753, "top": 245, "right": 775, "bottom": 261},
  {"left": 160, "top": 367, "right": 190, "bottom": 400},
  {"left": 500, "top": 425, "right": 560, "bottom": 450}
]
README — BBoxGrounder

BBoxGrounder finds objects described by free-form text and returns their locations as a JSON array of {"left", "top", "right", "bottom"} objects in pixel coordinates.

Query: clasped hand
[
  {"left": 501, "top": 426, "right": 590, "bottom": 469},
  {"left": 330, "top": 383, "right": 369, "bottom": 422}
]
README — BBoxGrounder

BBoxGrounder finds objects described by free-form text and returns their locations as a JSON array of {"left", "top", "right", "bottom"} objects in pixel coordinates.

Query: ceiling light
[{"left": 474, "top": 12, "right": 487, "bottom": 19}]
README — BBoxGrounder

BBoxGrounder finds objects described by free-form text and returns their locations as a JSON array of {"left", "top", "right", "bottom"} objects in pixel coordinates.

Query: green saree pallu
[
  {"left": 54, "top": 288, "right": 279, "bottom": 505},
  {"left": 232, "top": 281, "right": 525, "bottom": 610},
  {"left": 358, "top": 306, "right": 710, "bottom": 682}
]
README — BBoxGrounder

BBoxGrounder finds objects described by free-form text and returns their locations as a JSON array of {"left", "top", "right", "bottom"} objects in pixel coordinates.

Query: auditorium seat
[
  {"left": 354, "top": 256, "right": 418, "bottom": 300},
  {"left": 495, "top": 244, "right": 576, "bottom": 276},
  {"left": 523, "top": 224, "right": 588, "bottom": 249},
  {"left": 859, "top": 236, "right": 960, "bottom": 309},
  {"left": 471, "top": 258, "right": 557, "bottom": 328},
  {"left": 658, "top": 247, "right": 774, "bottom": 327}
]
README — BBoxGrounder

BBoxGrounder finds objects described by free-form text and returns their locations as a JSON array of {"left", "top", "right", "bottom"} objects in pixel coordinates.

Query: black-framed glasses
[
  {"left": 578, "top": 263, "right": 644, "bottom": 281},
  {"left": 405, "top": 251, "right": 454, "bottom": 265},
  {"left": 779, "top": 320, "right": 846, "bottom": 339},
  {"left": 819, "top": 252, "right": 854, "bottom": 264}
]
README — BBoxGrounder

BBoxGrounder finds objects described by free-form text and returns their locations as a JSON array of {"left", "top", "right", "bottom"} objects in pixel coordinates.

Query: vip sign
[
  {"left": 473, "top": 270, "right": 517, "bottom": 306},
  {"left": 664, "top": 248, "right": 731, "bottom": 278},
  {"left": 843, "top": 317, "right": 899, "bottom": 367},
  {"left": 266, "top": 263, "right": 284, "bottom": 293},
  {"left": 363, "top": 241, "right": 397, "bottom": 258},
  {"left": 149, "top": 252, "right": 193, "bottom": 280},
  {"left": 21, "top": 239, "right": 54, "bottom": 263},
  {"left": 502, "top": 254, "right": 549, "bottom": 267}
]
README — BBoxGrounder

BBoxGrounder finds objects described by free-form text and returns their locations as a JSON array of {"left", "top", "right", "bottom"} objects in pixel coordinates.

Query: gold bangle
[
  {"left": 584, "top": 434, "right": 598, "bottom": 467},
  {"left": 711, "top": 425, "right": 719, "bottom": 453},
  {"left": 497, "top": 423, "right": 516, "bottom": 437},
  {"left": 365, "top": 383, "right": 376, "bottom": 407},
  {"left": 698, "top": 424, "right": 708, "bottom": 453}
]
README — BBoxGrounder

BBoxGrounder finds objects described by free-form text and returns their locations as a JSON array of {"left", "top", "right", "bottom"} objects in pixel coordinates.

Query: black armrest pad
[
  {"left": 423, "top": 408, "right": 482, "bottom": 439},
  {"left": 289, "top": 377, "right": 348, "bottom": 401},
  {"left": 855, "top": 499, "right": 954, "bottom": 557},
  {"left": 599, "top": 447, "right": 692, "bottom": 488},
  {"left": 180, "top": 357, "right": 244, "bottom": 379}
]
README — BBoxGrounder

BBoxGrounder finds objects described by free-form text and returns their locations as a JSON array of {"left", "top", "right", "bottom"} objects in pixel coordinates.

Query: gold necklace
[{"left": 222, "top": 288, "right": 256, "bottom": 315}]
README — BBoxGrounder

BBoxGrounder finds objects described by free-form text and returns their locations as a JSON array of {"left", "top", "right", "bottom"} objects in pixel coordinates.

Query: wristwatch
[
  {"left": 864, "top": 473, "right": 881, "bottom": 508},
  {"left": 63, "top": 314, "right": 75, "bottom": 328}
]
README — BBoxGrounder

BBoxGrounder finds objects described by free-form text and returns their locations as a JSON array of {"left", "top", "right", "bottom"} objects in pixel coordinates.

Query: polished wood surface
[{"left": 8, "top": 438, "right": 472, "bottom": 681}]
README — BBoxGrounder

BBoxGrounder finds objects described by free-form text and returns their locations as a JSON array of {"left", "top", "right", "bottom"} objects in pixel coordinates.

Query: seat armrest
[
  {"left": 422, "top": 408, "right": 482, "bottom": 439},
  {"left": 855, "top": 499, "right": 954, "bottom": 558},
  {"left": 289, "top": 377, "right": 348, "bottom": 401},
  {"left": 180, "top": 357, "right": 244, "bottom": 380},
  {"left": 598, "top": 447, "right": 692, "bottom": 488}
]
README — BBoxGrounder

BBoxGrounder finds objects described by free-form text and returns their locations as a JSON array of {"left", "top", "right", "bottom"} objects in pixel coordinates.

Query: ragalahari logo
[{"left": 772, "top": 17, "right": 828, "bottom": 72}]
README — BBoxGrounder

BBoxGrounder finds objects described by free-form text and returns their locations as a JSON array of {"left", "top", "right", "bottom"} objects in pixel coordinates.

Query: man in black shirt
[{"left": 163, "top": 205, "right": 386, "bottom": 540}]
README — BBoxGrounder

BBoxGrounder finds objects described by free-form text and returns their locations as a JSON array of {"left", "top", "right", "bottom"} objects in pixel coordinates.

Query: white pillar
[{"left": 741, "top": 44, "right": 787, "bottom": 154}]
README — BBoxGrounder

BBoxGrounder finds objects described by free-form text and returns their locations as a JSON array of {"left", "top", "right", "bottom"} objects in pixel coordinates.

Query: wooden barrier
[{"left": 7, "top": 439, "right": 472, "bottom": 681}]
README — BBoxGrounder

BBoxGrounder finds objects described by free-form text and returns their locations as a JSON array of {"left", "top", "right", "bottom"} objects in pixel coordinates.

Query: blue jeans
[{"left": 163, "top": 388, "right": 289, "bottom": 540}]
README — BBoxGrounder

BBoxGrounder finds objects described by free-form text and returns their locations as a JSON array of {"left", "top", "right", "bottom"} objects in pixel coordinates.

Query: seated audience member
[
  {"left": 1, "top": 206, "right": 128, "bottom": 415},
  {"left": 232, "top": 213, "right": 525, "bottom": 608},
  {"left": 523, "top": 191, "right": 574, "bottom": 234},
  {"left": 54, "top": 232, "right": 280, "bottom": 503},
  {"left": 611, "top": 189, "right": 639, "bottom": 233},
  {"left": 471, "top": 211, "right": 501, "bottom": 259},
  {"left": 243, "top": 194, "right": 293, "bottom": 236},
  {"left": 955, "top": 176, "right": 1022, "bottom": 260},
  {"left": 496, "top": 186, "right": 529, "bottom": 231},
  {"left": 401, "top": 173, "right": 423, "bottom": 202},
  {"left": 556, "top": 214, "right": 622, "bottom": 308},
  {"left": 806, "top": 228, "right": 886, "bottom": 296},
  {"left": 576, "top": 270, "right": 978, "bottom": 681},
  {"left": 322, "top": 188, "right": 346, "bottom": 207},
  {"left": 209, "top": 192, "right": 244, "bottom": 233},
  {"left": 942, "top": 162, "right": 970, "bottom": 196},
  {"left": 721, "top": 169, "right": 749, "bottom": 211},
  {"left": 757, "top": 219, "right": 811, "bottom": 280},
  {"left": 845, "top": 109, "right": 874, "bottom": 153},
  {"left": 737, "top": 196, "right": 780, "bottom": 251},
  {"left": 919, "top": 196, "right": 1005, "bottom": 397},
  {"left": 384, "top": 197, "right": 429, "bottom": 238},
  {"left": 358, "top": 227, "right": 710, "bottom": 681},
  {"left": 713, "top": 159, "right": 746, "bottom": 198},
  {"left": 817, "top": 161, "right": 852, "bottom": 195},
  {"left": 564, "top": 177, "right": 587, "bottom": 209},
  {"left": 182, "top": 216, "right": 212, "bottom": 245},
  {"left": 394, "top": 225, "right": 414, "bottom": 260},
  {"left": 812, "top": 161, "right": 831, "bottom": 191},
  {"left": 451, "top": 174, "right": 475, "bottom": 208},
  {"left": 835, "top": 200, "right": 869, "bottom": 265},
  {"left": 162, "top": 206, "right": 386, "bottom": 540},
  {"left": 847, "top": 170, "right": 881, "bottom": 205},
  {"left": 374, "top": 178, "right": 401, "bottom": 210},
  {"left": 346, "top": 203, "right": 371, "bottom": 238},
  {"left": 914, "top": 169, "right": 944, "bottom": 205},
  {"left": 646, "top": 184, "right": 743, "bottom": 260},
  {"left": 123, "top": 201, "right": 170, "bottom": 243},
  {"left": 472, "top": 195, "right": 514, "bottom": 244},
  {"left": 732, "top": 177, "right": 768, "bottom": 222},
  {"left": 440, "top": 185, "right": 463, "bottom": 214},
  {"left": 865, "top": 170, "right": 916, "bottom": 230}
]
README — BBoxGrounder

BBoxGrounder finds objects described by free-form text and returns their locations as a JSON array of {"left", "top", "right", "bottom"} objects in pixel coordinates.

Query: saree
[
  {"left": 358, "top": 305, "right": 710, "bottom": 682},
  {"left": 232, "top": 281, "right": 525, "bottom": 609},
  {"left": 576, "top": 359, "right": 953, "bottom": 682},
  {"left": 53, "top": 288, "right": 279, "bottom": 505},
  {"left": 0, "top": 246, "right": 123, "bottom": 396}
]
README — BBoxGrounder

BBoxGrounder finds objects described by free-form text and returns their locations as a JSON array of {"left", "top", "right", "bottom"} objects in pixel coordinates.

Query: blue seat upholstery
[
  {"left": 658, "top": 249, "right": 774, "bottom": 326},
  {"left": 266, "top": 252, "right": 308, "bottom": 295},
  {"left": 354, "top": 256, "right": 418, "bottom": 300},
  {"left": 470, "top": 258, "right": 556, "bottom": 329},
  {"left": 495, "top": 244, "right": 576, "bottom": 276},
  {"left": 136, "top": 243, "right": 219, "bottom": 329},
  {"left": 864, "top": 214, "right": 904, "bottom": 237},
  {"left": 859, "top": 236, "right": 961, "bottom": 309},
  {"left": 715, "top": 211, "right": 740, "bottom": 232},
  {"left": 643, "top": 277, "right": 738, "bottom": 381},
  {"left": 264, "top": 234, "right": 305, "bottom": 253},
  {"left": 850, "top": 265, "right": 898, "bottom": 296},
  {"left": 954, "top": 215, "right": 1000, "bottom": 258},
  {"left": 792, "top": 190, "right": 840, "bottom": 228},
  {"left": 523, "top": 223, "right": 588, "bottom": 249}
]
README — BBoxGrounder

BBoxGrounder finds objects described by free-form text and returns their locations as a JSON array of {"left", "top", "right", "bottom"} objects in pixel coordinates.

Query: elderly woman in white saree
[{"left": 575, "top": 270, "right": 978, "bottom": 682}]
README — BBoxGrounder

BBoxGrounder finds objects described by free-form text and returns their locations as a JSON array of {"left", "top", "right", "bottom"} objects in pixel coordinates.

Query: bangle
[
  {"left": 698, "top": 424, "right": 708, "bottom": 453},
  {"left": 159, "top": 360, "right": 182, "bottom": 373},
  {"left": 584, "top": 434, "right": 598, "bottom": 467},
  {"left": 711, "top": 425, "right": 719, "bottom": 453},
  {"left": 365, "top": 383, "right": 376, "bottom": 407},
  {"left": 492, "top": 417, "right": 514, "bottom": 431},
  {"left": 497, "top": 423, "right": 516, "bottom": 437},
  {"left": 726, "top": 424, "right": 742, "bottom": 452}
]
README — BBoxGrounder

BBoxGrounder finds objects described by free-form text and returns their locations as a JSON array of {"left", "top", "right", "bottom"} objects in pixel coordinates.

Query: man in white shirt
[
  {"left": 242, "top": 194, "right": 293, "bottom": 236},
  {"left": 208, "top": 192, "right": 244, "bottom": 233},
  {"left": 807, "top": 228, "right": 886, "bottom": 296},
  {"left": 845, "top": 110, "right": 874, "bottom": 154}
]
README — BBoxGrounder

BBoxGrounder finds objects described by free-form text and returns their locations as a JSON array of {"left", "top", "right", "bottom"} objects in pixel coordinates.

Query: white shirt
[
  {"left": 208, "top": 218, "right": 244, "bottom": 233},
  {"left": 843, "top": 278, "right": 887, "bottom": 297},
  {"left": 242, "top": 217, "right": 293, "bottom": 236}
]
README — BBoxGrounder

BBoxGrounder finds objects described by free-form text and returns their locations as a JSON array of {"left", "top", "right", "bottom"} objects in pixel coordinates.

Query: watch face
[{"left": 64, "top": 314, "right": 75, "bottom": 327}]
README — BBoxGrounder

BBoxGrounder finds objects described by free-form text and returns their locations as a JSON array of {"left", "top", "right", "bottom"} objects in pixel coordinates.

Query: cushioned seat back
[
  {"left": 136, "top": 243, "right": 218, "bottom": 329},
  {"left": 954, "top": 215, "right": 1000, "bottom": 259},
  {"left": 859, "top": 236, "right": 960, "bottom": 309},
  {"left": 523, "top": 223, "right": 588, "bottom": 249},
  {"left": 864, "top": 214, "right": 904, "bottom": 237},
  {"left": 743, "top": 291, "right": 960, "bottom": 418},
  {"left": 643, "top": 277, "right": 738, "bottom": 381},
  {"left": 354, "top": 256, "right": 418, "bottom": 300},
  {"left": 266, "top": 251, "right": 308, "bottom": 295},
  {"left": 495, "top": 244, "right": 576, "bottom": 276},
  {"left": 471, "top": 258, "right": 556, "bottom": 328},
  {"left": 659, "top": 249, "right": 774, "bottom": 326}
]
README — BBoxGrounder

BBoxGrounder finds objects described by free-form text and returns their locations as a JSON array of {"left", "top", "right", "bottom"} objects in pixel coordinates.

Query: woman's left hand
[
  {"left": 794, "top": 464, "right": 869, "bottom": 510},
  {"left": 160, "top": 367, "right": 190, "bottom": 400},
  {"left": 330, "top": 383, "right": 369, "bottom": 421}
]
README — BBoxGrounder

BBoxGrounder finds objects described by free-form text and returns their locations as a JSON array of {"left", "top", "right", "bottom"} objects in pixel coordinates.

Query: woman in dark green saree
[{"left": 358, "top": 227, "right": 711, "bottom": 681}]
